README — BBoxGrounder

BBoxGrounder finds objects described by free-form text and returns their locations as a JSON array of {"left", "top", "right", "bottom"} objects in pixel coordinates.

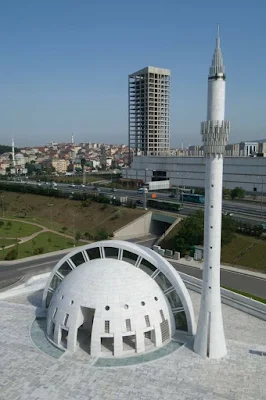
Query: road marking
[{"left": 16, "top": 260, "right": 59, "bottom": 271}]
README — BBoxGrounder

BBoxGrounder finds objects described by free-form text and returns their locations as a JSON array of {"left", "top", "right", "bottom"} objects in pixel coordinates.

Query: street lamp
[
  {"left": 257, "top": 176, "right": 264, "bottom": 219},
  {"left": 72, "top": 214, "right": 76, "bottom": 247},
  {"left": 48, "top": 203, "right": 53, "bottom": 230},
  {"left": 144, "top": 168, "right": 148, "bottom": 184},
  {"left": 0, "top": 195, "right": 4, "bottom": 218},
  {"left": 175, "top": 172, "right": 190, "bottom": 206}
]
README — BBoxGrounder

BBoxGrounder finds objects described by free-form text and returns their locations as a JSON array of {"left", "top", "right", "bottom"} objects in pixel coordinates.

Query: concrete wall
[
  {"left": 113, "top": 212, "right": 153, "bottom": 240},
  {"left": 126, "top": 155, "right": 266, "bottom": 192},
  {"left": 156, "top": 216, "right": 182, "bottom": 246},
  {"left": 178, "top": 270, "right": 266, "bottom": 322}
]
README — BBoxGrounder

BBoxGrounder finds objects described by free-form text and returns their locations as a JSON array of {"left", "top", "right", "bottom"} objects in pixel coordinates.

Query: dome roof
[{"left": 52, "top": 258, "right": 165, "bottom": 311}]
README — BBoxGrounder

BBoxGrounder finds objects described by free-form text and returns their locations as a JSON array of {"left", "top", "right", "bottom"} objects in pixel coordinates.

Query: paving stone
[{"left": 0, "top": 292, "right": 266, "bottom": 400}]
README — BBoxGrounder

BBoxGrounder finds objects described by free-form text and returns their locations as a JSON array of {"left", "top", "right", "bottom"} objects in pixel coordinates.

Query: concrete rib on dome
[{"left": 43, "top": 240, "right": 195, "bottom": 357}]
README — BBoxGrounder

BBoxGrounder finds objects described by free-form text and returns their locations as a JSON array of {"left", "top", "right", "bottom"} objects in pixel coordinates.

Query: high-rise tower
[
  {"left": 194, "top": 26, "right": 230, "bottom": 359},
  {"left": 128, "top": 66, "right": 170, "bottom": 162}
]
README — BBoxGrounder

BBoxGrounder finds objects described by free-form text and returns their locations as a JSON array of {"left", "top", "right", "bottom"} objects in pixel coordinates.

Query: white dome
[{"left": 47, "top": 258, "right": 175, "bottom": 357}]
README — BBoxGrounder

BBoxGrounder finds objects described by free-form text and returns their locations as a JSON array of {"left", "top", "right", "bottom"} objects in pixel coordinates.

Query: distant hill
[{"left": 0, "top": 145, "right": 20, "bottom": 154}]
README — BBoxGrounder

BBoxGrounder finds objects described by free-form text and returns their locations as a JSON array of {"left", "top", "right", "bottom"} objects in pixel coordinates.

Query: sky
[{"left": 0, "top": 0, "right": 265, "bottom": 147}]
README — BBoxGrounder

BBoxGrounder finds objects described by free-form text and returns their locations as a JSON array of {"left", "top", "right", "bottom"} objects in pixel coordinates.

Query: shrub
[
  {"left": 84, "top": 232, "right": 94, "bottom": 240},
  {"left": 61, "top": 226, "right": 68, "bottom": 232},
  {"left": 111, "top": 210, "right": 121, "bottom": 220},
  {"left": 95, "top": 229, "right": 109, "bottom": 240},
  {"left": 4, "top": 248, "right": 18, "bottom": 260}
]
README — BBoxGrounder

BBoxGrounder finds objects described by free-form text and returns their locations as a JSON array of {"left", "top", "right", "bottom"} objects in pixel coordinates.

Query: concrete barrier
[{"left": 178, "top": 271, "right": 266, "bottom": 322}]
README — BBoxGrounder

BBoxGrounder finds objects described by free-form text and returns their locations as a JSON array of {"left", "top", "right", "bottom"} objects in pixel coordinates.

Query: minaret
[
  {"left": 11, "top": 137, "right": 15, "bottom": 167},
  {"left": 193, "top": 26, "right": 230, "bottom": 359},
  {"left": 71, "top": 133, "right": 74, "bottom": 145}
]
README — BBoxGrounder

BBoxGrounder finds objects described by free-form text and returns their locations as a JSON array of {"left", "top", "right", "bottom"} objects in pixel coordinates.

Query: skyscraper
[
  {"left": 194, "top": 26, "right": 230, "bottom": 359},
  {"left": 128, "top": 66, "right": 170, "bottom": 162}
]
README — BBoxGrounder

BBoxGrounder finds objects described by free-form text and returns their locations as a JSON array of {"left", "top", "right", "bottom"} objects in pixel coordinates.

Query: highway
[{"left": 10, "top": 179, "right": 266, "bottom": 224}]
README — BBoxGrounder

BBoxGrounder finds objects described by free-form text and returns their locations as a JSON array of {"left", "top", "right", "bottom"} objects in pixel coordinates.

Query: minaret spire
[
  {"left": 209, "top": 25, "right": 225, "bottom": 77},
  {"left": 216, "top": 24, "right": 220, "bottom": 48}
]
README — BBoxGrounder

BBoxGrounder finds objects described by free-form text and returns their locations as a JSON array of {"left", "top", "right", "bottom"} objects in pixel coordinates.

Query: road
[{"left": 0, "top": 240, "right": 265, "bottom": 298}]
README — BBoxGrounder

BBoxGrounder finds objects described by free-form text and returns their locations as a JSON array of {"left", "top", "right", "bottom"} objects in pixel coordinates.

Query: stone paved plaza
[{"left": 1, "top": 290, "right": 266, "bottom": 400}]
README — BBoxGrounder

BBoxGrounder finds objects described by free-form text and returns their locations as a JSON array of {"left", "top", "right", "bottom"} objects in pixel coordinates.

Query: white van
[{"left": 138, "top": 187, "right": 148, "bottom": 193}]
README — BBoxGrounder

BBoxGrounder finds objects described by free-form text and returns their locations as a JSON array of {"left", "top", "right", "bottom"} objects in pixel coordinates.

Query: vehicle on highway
[
  {"left": 182, "top": 193, "right": 205, "bottom": 204},
  {"left": 92, "top": 187, "right": 100, "bottom": 192},
  {"left": 138, "top": 187, "right": 148, "bottom": 193},
  {"left": 168, "top": 193, "right": 176, "bottom": 198},
  {"left": 111, "top": 188, "right": 117, "bottom": 192},
  {"left": 222, "top": 211, "right": 234, "bottom": 217},
  {"left": 136, "top": 199, "right": 143, "bottom": 205},
  {"left": 69, "top": 184, "right": 76, "bottom": 188},
  {"left": 81, "top": 184, "right": 85, "bottom": 188}
]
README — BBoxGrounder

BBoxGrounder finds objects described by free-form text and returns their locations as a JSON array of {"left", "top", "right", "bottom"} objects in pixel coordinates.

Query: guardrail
[{"left": 178, "top": 271, "right": 266, "bottom": 322}]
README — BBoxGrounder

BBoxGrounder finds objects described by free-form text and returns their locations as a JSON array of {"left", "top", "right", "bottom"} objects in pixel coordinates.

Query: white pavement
[{"left": 1, "top": 289, "right": 266, "bottom": 400}]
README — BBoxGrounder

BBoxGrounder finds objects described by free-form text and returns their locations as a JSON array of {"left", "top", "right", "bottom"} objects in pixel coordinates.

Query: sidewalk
[{"left": 167, "top": 256, "right": 266, "bottom": 280}]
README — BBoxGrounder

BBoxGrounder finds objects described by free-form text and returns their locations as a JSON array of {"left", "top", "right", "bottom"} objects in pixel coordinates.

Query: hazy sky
[{"left": 0, "top": 0, "right": 265, "bottom": 147}]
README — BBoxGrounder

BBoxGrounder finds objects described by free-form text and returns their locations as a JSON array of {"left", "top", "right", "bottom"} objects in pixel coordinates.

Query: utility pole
[
  {"left": 73, "top": 214, "right": 76, "bottom": 247},
  {"left": 83, "top": 168, "right": 86, "bottom": 186},
  {"left": 143, "top": 189, "right": 147, "bottom": 210},
  {"left": 0, "top": 195, "right": 4, "bottom": 218},
  {"left": 48, "top": 203, "right": 53, "bottom": 230},
  {"left": 258, "top": 176, "right": 264, "bottom": 218}
]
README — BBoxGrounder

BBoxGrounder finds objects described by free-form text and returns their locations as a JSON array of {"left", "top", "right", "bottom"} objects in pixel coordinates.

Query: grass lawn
[
  {"left": 0, "top": 238, "right": 18, "bottom": 248},
  {"left": 0, "top": 191, "right": 145, "bottom": 236},
  {"left": 0, "top": 232, "right": 85, "bottom": 260},
  {"left": 221, "top": 234, "right": 266, "bottom": 272},
  {"left": 0, "top": 219, "right": 42, "bottom": 238}
]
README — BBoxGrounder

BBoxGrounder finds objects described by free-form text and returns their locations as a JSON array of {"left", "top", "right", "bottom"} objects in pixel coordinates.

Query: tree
[
  {"left": 231, "top": 187, "right": 245, "bottom": 200},
  {"left": 75, "top": 231, "right": 81, "bottom": 242},
  {"left": 222, "top": 188, "right": 231, "bottom": 199},
  {"left": 7, "top": 221, "right": 12, "bottom": 229},
  {"left": 175, "top": 237, "right": 187, "bottom": 257},
  {"left": 0, "top": 221, "right": 4, "bottom": 228}
]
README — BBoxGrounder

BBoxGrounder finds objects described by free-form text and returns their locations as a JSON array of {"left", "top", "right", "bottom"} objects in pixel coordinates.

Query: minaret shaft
[{"left": 194, "top": 27, "right": 229, "bottom": 359}]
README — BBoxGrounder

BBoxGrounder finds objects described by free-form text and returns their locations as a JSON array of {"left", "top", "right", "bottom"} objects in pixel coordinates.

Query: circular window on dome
[
  {"left": 124, "top": 304, "right": 129, "bottom": 309},
  {"left": 105, "top": 306, "right": 110, "bottom": 311},
  {"left": 154, "top": 297, "right": 158, "bottom": 301},
  {"left": 141, "top": 301, "right": 145, "bottom": 306}
]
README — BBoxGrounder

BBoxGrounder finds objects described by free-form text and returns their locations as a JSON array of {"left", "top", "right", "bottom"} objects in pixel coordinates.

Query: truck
[{"left": 144, "top": 180, "right": 171, "bottom": 191}]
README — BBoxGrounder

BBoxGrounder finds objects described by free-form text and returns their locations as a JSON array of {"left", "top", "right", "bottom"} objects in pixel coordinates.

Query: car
[
  {"left": 168, "top": 193, "right": 176, "bottom": 198},
  {"left": 111, "top": 188, "right": 117, "bottom": 192},
  {"left": 138, "top": 187, "right": 148, "bottom": 193},
  {"left": 222, "top": 211, "right": 234, "bottom": 217},
  {"left": 81, "top": 184, "right": 85, "bottom": 188},
  {"left": 69, "top": 184, "right": 76, "bottom": 188},
  {"left": 136, "top": 200, "right": 143, "bottom": 205}
]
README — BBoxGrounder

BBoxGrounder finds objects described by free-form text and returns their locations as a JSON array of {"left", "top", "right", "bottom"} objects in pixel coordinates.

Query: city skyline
[{"left": 0, "top": 0, "right": 265, "bottom": 146}]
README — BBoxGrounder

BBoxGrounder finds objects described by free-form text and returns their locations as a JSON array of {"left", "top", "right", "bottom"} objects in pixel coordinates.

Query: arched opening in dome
[{"left": 76, "top": 306, "right": 95, "bottom": 355}]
